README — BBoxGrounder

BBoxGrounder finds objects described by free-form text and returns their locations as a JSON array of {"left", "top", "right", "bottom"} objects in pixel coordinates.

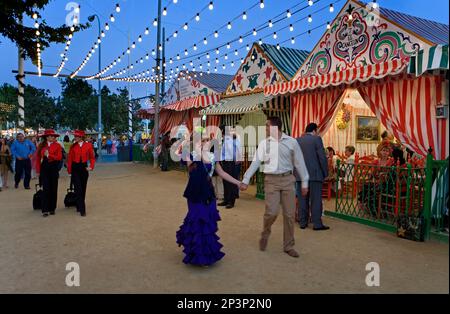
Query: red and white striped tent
[{"left": 265, "top": 0, "right": 449, "bottom": 160}]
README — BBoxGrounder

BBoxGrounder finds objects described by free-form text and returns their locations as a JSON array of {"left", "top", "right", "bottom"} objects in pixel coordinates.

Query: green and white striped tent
[
  {"left": 408, "top": 45, "right": 449, "bottom": 76},
  {"left": 200, "top": 93, "right": 291, "bottom": 134}
]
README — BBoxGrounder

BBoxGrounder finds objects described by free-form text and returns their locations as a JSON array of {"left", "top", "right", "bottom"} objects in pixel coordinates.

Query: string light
[
  {"left": 227, "top": 22, "right": 232, "bottom": 30},
  {"left": 115, "top": 3, "right": 121, "bottom": 13},
  {"left": 372, "top": 0, "right": 378, "bottom": 9},
  {"left": 33, "top": 12, "right": 42, "bottom": 77},
  {"left": 163, "top": 7, "right": 167, "bottom": 16},
  {"left": 260, "top": 0, "right": 264, "bottom": 9},
  {"left": 242, "top": 11, "right": 247, "bottom": 20},
  {"left": 308, "top": 0, "right": 313, "bottom": 6},
  {"left": 287, "top": 10, "right": 291, "bottom": 18},
  {"left": 209, "top": 1, "right": 214, "bottom": 10},
  {"left": 196, "top": 13, "right": 200, "bottom": 21},
  {"left": 268, "top": 20, "right": 273, "bottom": 28},
  {"left": 308, "top": 15, "right": 312, "bottom": 23},
  {"left": 290, "top": 24, "right": 294, "bottom": 32},
  {"left": 329, "top": 4, "right": 334, "bottom": 12}
]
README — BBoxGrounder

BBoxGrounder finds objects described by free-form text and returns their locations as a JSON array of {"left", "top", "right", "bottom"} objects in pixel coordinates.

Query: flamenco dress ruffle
[{"left": 176, "top": 200, "right": 225, "bottom": 266}]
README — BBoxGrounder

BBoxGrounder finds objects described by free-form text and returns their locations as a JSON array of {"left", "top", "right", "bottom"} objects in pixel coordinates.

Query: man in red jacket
[{"left": 67, "top": 130, "right": 95, "bottom": 217}]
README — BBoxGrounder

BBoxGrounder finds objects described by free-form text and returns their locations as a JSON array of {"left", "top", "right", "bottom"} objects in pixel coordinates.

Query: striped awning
[
  {"left": 407, "top": 45, "right": 449, "bottom": 76},
  {"left": 162, "top": 94, "right": 221, "bottom": 111},
  {"left": 200, "top": 93, "right": 285, "bottom": 115},
  {"left": 265, "top": 58, "right": 410, "bottom": 96}
]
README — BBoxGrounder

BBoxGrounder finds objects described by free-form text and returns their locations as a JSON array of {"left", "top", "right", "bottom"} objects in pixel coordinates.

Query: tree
[
  {"left": 0, "top": 83, "right": 56, "bottom": 131},
  {"left": 59, "top": 78, "right": 97, "bottom": 130},
  {"left": 23, "top": 85, "right": 58, "bottom": 131},
  {"left": 0, "top": 0, "right": 88, "bottom": 65}
]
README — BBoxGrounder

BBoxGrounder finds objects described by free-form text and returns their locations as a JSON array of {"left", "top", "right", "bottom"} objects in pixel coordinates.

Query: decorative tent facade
[
  {"left": 201, "top": 42, "right": 310, "bottom": 135},
  {"left": 265, "top": 0, "right": 449, "bottom": 159},
  {"left": 158, "top": 72, "right": 233, "bottom": 135}
]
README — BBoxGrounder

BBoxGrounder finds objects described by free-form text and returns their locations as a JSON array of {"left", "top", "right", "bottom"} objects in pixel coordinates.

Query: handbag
[
  {"left": 64, "top": 178, "right": 77, "bottom": 208},
  {"left": 33, "top": 184, "right": 43, "bottom": 210},
  {"left": 396, "top": 214, "right": 425, "bottom": 242}
]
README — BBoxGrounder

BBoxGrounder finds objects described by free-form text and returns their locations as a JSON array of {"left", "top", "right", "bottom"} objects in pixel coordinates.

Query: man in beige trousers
[{"left": 240, "top": 117, "right": 309, "bottom": 258}]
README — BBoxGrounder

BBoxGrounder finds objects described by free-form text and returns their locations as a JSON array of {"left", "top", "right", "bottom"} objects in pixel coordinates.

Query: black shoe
[
  {"left": 50, "top": 212, "right": 55, "bottom": 215},
  {"left": 80, "top": 213, "right": 86, "bottom": 217},
  {"left": 226, "top": 204, "right": 234, "bottom": 209},
  {"left": 15, "top": 184, "right": 18, "bottom": 189},
  {"left": 313, "top": 225, "right": 330, "bottom": 231},
  {"left": 43, "top": 213, "right": 49, "bottom": 217},
  {"left": 300, "top": 225, "right": 308, "bottom": 230},
  {"left": 218, "top": 202, "right": 228, "bottom": 206},
  {"left": 25, "top": 187, "right": 31, "bottom": 190}
]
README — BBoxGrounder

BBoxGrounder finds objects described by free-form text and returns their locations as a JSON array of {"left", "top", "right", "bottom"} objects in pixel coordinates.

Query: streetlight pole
[
  {"left": 88, "top": 14, "right": 102, "bottom": 160},
  {"left": 153, "top": 0, "right": 162, "bottom": 168}
]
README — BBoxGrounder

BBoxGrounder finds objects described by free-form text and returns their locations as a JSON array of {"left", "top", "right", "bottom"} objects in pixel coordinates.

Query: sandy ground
[{"left": 0, "top": 162, "right": 448, "bottom": 294}]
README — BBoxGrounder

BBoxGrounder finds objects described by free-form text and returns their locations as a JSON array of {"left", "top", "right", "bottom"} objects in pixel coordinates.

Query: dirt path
[{"left": 0, "top": 163, "right": 448, "bottom": 293}]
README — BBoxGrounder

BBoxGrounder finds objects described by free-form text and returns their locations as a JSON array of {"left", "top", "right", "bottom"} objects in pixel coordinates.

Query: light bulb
[
  {"left": 110, "top": 15, "right": 115, "bottom": 22},
  {"left": 308, "top": 0, "right": 313, "bottom": 6},
  {"left": 290, "top": 24, "right": 294, "bottom": 32},
  {"left": 101, "top": 31, "right": 106, "bottom": 38},
  {"left": 131, "top": 42, "right": 136, "bottom": 48},
  {"left": 242, "top": 12, "right": 247, "bottom": 20},
  {"left": 153, "top": 19, "right": 158, "bottom": 27},
  {"left": 330, "top": 4, "right": 334, "bottom": 12},
  {"left": 234, "top": 50, "right": 238, "bottom": 56},
  {"left": 260, "top": 0, "right": 264, "bottom": 9},
  {"left": 269, "top": 20, "right": 273, "bottom": 28},
  {"left": 195, "top": 13, "right": 200, "bottom": 21},
  {"left": 173, "top": 31, "right": 178, "bottom": 38},
  {"left": 273, "top": 32, "right": 277, "bottom": 39},
  {"left": 239, "top": 36, "right": 243, "bottom": 43},
  {"left": 372, "top": 1, "right": 378, "bottom": 9},
  {"left": 246, "top": 45, "right": 250, "bottom": 51},
  {"left": 116, "top": 4, "right": 121, "bottom": 12},
  {"left": 184, "top": 49, "right": 188, "bottom": 56},
  {"left": 227, "top": 22, "right": 232, "bottom": 30},
  {"left": 308, "top": 15, "right": 312, "bottom": 23},
  {"left": 291, "top": 38, "right": 295, "bottom": 44},
  {"left": 173, "top": 0, "right": 178, "bottom": 4},
  {"left": 224, "top": 54, "right": 228, "bottom": 60},
  {"left": 145, "top": 28, "right": 149, "bottom": 35},
  {"left": 163, "top": 7, "right": 167, "bottom": 16},
  {"left": 203, "top": 38, "right": 208, "bottom": 45},
  {"left": 216, "top": 49, "right": 220, "bottom": 54},
  {"left": 277, "top": 44, "right": 280, "bottom": 50},
  {"left": 253, "top": 29, "right": 257, "bottom": 36},
  {"left": 138, "top": 36, "right": 142, "bottom": 42},
  {"left": 214, "top": 31, "right": 219, "bottom": 38},
  {"left": 105, "top": 23, "right": 110, "bottom": 31},
  {"left": 327, "top": 22, "right": 331, "bottom": 29},
  {"left": 287, "top": 10, "right": 291, "bottom": 18},
  {"left": 32, "top": 13, "right": 38, "bottom": 19},
  {"left": 193, "top": 44, "right": 197, "bottom": 51},
  {"left": 227, "top": 43, "right": 231, "bottom": 49},
  {"left": 183, "top": 23, "right": 188, "bottom": 31},
  {"left": 259, "top": 39, "right": 263, "bottom": 45},
  {"left": 209, "top": 1, "right": 214, "bottom": 10},
  {"left": 34, "top": 22, "right": 39, "bottom": 28}
]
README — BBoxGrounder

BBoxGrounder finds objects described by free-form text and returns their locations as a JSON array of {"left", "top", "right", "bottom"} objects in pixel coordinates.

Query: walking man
[
  {"left": 11, "top": 133, "right": 36, "bottom": 189},
  {"left": 296, "top": 123, "right": 330, "bottom": 231},
  {"left": 240, "top": 117, "right": 309, "bottom": 258},
  {"left": 219, "top": 126, "right": 242, "bottom": 209}
]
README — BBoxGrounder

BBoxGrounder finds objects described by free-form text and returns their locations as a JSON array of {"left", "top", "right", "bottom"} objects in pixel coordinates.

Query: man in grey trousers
[{"left": 296, "top": 123, "right": 330, "bottom": 231}]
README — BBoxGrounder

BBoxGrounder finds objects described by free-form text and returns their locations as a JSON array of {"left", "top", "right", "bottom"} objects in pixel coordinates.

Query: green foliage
[{"left": 0, "top": 0, "right": 89, "bottom": 65}]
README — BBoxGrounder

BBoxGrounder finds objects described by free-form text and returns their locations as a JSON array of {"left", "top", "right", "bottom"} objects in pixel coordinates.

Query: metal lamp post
[{"left": 88, "top": 14, "right": 102, "bottom": 160}]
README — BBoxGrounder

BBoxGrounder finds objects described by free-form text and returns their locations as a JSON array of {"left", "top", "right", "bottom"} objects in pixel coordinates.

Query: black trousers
[
  {"left": 40, "top": 160, "right": 59, "bottom": 214},
  {"left": 72, "top": 162, "right": 89, "bottom": 215},
  {"left": 15, "top": 159, "right": 31, "bottom": 188},
  {"left": 221, "top": 161, "right": 240, "bottom": 205}
]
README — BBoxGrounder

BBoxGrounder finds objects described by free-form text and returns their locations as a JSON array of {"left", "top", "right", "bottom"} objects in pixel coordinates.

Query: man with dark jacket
[{"left": 296, "top": 123, "right": 329, "bottom": 230}]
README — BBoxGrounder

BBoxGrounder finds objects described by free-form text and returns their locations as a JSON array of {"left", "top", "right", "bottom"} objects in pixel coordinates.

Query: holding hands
[{"left": 239, "top": 182, "right": 248, "bottom": 191}]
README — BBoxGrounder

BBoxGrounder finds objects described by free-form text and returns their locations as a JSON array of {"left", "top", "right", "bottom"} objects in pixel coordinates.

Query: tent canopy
[
  {"left": 408, "top": 45, "right": 449, "bottom": 76},
  {"left": 200, "top": 93, "right": 283, "bottom": 115}
]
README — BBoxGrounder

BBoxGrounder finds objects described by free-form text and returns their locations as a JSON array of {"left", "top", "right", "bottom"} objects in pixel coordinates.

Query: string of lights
[
  {"left": 54, "top": 5, "right": 79, "bottom": 77},
  {"left": 86, "top": 0, "right": 178, "bottom": 80},
  {"left": 100, "top": 12, "right": 338, "bottom": 85},
  {"left": 32, "top": 11, "right": 42, "bottom": 77},
  {"left": 100, "top": 0, "right": 310, "bottom": 81},
  {"left": 116, "top": 0, "right": 338, "bottom": 81},
  {"left": 69, "top": 3, "right": 121, "bottom": 78}
]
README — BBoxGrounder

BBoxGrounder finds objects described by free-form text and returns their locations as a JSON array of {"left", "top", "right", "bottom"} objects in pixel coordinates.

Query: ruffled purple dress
[{"left": 176, "top": 161, "right": 225, "bottom": 266}]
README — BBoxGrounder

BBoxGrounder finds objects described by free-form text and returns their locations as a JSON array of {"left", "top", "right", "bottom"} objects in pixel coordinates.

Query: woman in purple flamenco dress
[{"left": 176, "top": 136, "right": 242, "bottom": 266}]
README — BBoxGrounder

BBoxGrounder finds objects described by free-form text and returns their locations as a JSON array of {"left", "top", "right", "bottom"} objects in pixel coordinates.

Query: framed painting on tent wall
[{"left": 355, "top": 116, "right": 380, "bottom": 143}]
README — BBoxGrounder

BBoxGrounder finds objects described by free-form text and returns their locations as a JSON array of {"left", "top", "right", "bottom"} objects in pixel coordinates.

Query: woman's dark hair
[
  {"left": 392, "top": 147, "right": 406, "bottom": 165},
  {"left": 326, "top": 146, "right": 335, "bottom": 155},
  {"left": 64, "top": 135, "right": 70, "bottom": 142},
  {"left": 36, "top": 137, "right": 47, "bottom": 158},
  {"left": 381, "top": 131, "right": 389, "bottom": 139},
  {"left": 267, "top": 116, "right": 282, "bottom": 131},
  {"left": 345, "top": 145, "right": 356, "bottom": 155}
]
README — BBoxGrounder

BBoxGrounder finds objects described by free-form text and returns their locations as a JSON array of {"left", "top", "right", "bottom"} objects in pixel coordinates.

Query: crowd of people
[{"left": 0, "top": 130, "right": 95, "bottom": 218}]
